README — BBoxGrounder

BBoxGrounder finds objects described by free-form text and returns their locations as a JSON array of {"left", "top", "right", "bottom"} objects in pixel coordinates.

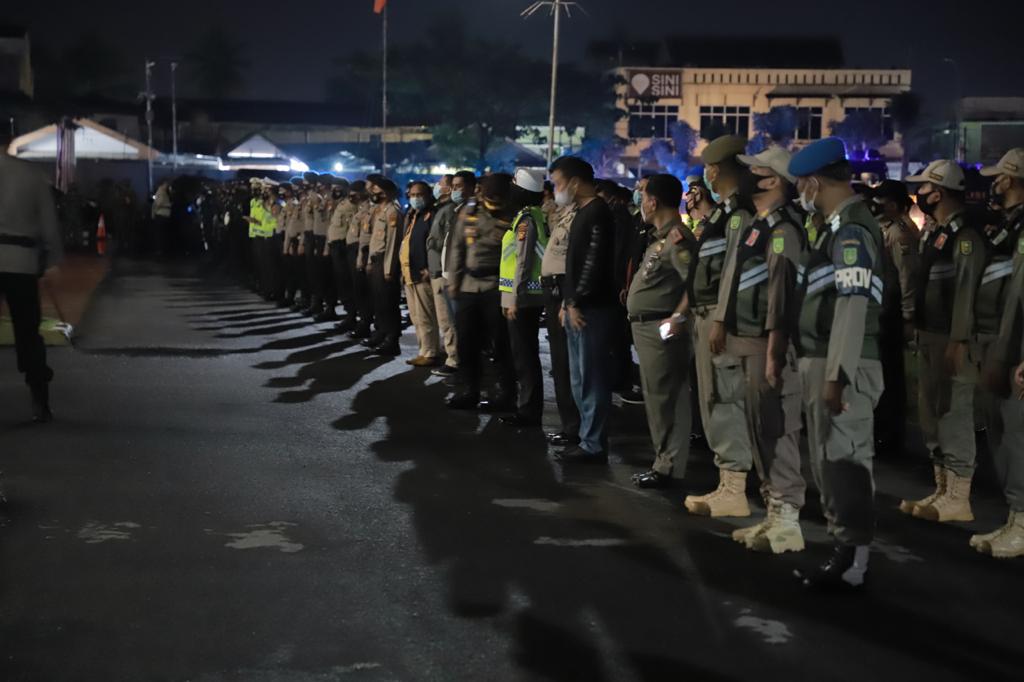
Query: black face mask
[
  {"left": 738, "top": 169, "right": 770, "bottom": 198},
  {"left": 868, "top": 201, "right": 884, "bottom": 218},
  {"left": 988, "top": 180, "right": 1005, "bottom": 209},
  {"left": 916, "top": 191, "right": 938, "bottom": 217}
]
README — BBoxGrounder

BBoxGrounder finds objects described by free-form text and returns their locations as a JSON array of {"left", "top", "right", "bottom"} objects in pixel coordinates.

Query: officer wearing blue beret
[{"left": 788, "top": 138, "right": 886, "bottom": 590}]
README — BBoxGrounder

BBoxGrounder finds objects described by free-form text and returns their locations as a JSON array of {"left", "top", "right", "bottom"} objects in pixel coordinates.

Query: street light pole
[
  {"left": 144, "top": 60, "right": 155, "bottom": 195},
  {"left": 170, "top": 61, "right": 179, "bottom": 170},
  {"left": 381, "top": 3, "right": 388, "bottom": 176},
  {"left": 523, "top": 1, "right": 586, "bottom": 168},
  {"left": 942, "top": 57, "right": 963, "bottom": 162}
]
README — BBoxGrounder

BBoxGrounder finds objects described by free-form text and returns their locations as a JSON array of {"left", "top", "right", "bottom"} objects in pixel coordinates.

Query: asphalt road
[{"left": 1, "top": 259, "right": 1021, "bottom": 682}]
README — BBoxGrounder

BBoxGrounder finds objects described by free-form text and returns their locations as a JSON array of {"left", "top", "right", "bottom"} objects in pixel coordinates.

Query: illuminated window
[
  {"left": 628, "top": 103, "right": 680, "bottom": 139},
  {"left": 699, "top": 105, "right": 751, "bottom": 138}
]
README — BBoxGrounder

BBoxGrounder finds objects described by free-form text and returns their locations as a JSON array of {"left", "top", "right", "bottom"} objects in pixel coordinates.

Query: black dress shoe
[
  {"left": 30, "top": 384, "right": 52, "bottom": 424},
  {"left": 554, "top": 446, "right": 608, "bottom": 465},
  {"left": 631, "top": 470, "right": 672, "bottom": 489},
  {"left": 371, "top": 344, "right": 400, "bottom": 357},
  {"left": 478, "top": 395, "right": 515, "bottom": 413},
  {"left": 618, "top": 389, "right": 644, "bottom": 405},
  {"left": 794, "top": 544, "right": 868, "bottom": 591},
  {"left": 361, "top": 334, "right": 385, "bottom": 347},
  {"left": 314, "top": 310, "right": 339, "bottom": 323},
  {"left": 446, "top": 393, "right": 481, "bottom": 410},
  {"left": 336, "top": 317, "right": 358, "bottom": 333},
  {"left": 349, "top": 325, "right": 371, "bottom": 339},
  {"left": 499, "top": 414, "right": 541, "bottom": 428},
  {"left": 545, "top": 432, "right": 579, "bottom": 447},
  {"left": 276, "top": 299, "right": 292, "bottom": 308},
  {"left": 291, "top": 300, "right": 309, "bottom": 313}
]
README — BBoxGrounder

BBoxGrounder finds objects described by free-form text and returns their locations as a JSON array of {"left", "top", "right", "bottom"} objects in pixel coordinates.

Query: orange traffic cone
[{"left": 96, "top": 214, "right": 107, "bottom": 257}]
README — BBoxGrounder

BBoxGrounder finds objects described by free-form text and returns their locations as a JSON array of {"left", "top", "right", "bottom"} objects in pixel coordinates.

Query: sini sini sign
[{"left": 627, "top": 70, "right": 682, "bottom": 99}]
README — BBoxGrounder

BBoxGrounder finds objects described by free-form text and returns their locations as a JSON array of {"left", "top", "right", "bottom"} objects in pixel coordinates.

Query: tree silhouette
[
  {"left": 749, "top": 106, "right": 798, "bottom": 153},
  {"left": 830, "top": 110, "right": 886, "bottom": 160},
  {"left": 185, "top": 25, "right": 249, "bottom": 100}
]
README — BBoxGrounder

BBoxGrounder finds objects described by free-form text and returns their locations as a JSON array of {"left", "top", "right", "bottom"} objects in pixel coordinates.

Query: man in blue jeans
[{"left": 549, "top": 157, "right": 619, "bottom": 463}]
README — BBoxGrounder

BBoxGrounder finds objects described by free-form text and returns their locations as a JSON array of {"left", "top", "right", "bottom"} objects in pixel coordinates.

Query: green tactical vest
[{"left": 499, "top": 206, "right": 548, "bottom": 295}]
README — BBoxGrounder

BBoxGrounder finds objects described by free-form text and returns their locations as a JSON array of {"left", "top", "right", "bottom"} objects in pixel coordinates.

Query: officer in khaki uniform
[
  {"left": 683, "top": 135, "right": 757, "bottom": 517},
  {"left": 345, "top": 181, "right": 374, "bottom": 338},
  {"left": 447, "top": 173, "right": 517, "bottom": 410},
  {"left": 975, "top": 148, "right": 1024, "bottom": 558},
  {"left": 899, "top": 160, "right": 986, "bottom": 523},
  {"left": 626, "top": 175, "right": 698, "bottom": 488},
  {"left": 719, "top": 147, "right": 807, "bottom": 554},
  {"left": 365, "top": 178, "right": 403, "bottom": 355},
  {"left": 327, "top": 179, "right": 356, "bottom": 326},
  {"left": 871, "top": 180, "right": 919, "bottom": 452},
  {"left": 788, "top": 138, "right": 886, "bottom": 590}
]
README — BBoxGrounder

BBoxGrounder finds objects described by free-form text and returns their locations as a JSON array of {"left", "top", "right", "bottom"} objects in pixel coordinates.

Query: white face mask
[
  {"left": 799, "top": 181, "right": 819, "bottom": 214},
  {"left": 554, "top": 189, "right": 572, "bottom": 208}
]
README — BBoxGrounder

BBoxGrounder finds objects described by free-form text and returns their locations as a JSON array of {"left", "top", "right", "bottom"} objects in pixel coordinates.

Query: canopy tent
[
  {"left": 220, "top": 133, "right": 309, "bottom": 173},
  {"left": 8, "top": 118, "right": 159, "bottom": 161}
]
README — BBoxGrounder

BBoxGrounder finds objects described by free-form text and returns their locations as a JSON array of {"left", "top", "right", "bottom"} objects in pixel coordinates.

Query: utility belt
[
  {"left": 540, "top": 274, "right": 564, "bottom": 288},
  {"left": 0, "top": 234, "right": 38, "bottom": 248},
  {"left": 692, "top": 304, "right": 715, "bottom": 319},
  {"left": 467, "top": 266, "right": 499, "bottom": 278},
  {"left": 627, "top": 311, "right": 674, "bottom": 324}
]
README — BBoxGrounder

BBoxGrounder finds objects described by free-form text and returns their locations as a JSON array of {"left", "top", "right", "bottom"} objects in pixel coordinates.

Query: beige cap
[
  {"left": 979, "top": 148, "right": 1024, "bottom": 178},
  {"left": 905, "top": 159, "right": 965, "bottom": 190},
  {"left": 701, "top": 135, "right": 748, "bottom": 165},
  {"left": 737, "top": 146, "right": 796, "bottom": 183},
  {"left": 513, "top": 168, "right": 545, "bottom": 193}
]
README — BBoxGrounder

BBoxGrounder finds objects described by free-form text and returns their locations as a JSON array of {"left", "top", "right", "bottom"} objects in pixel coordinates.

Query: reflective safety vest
[
  {"left": 261, "top": 208, "right": 278, "bottom": 238},
  {"left": 499, "top": 206, "right": 548, "bottom": 296},
  {"left": 249, "top": 200, "right": 266, "bottom": 239}
]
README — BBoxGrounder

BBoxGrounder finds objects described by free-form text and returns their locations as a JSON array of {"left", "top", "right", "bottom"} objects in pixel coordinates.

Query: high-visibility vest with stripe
[
  {"left": 499, "top": 206, "right": 548, "bottom": 296},
  {"left": 249, "top": 200, "right": 265, "bottom": 239},
  {"left": 260, "top": 208, "right": 278, "bottom": 238}
]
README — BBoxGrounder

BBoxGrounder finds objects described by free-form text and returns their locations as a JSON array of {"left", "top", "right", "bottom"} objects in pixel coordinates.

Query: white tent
[
  {"left": 8, "top": 118, "right": 160, "bottom": 161},
  {"left": 220, "top": 133, "right": 308, "bottom": 173}
]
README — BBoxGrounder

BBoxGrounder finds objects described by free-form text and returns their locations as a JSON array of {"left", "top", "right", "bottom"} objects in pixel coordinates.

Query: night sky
[{"left": 8, "top": 0, "right": 1024, "bottom": 121}]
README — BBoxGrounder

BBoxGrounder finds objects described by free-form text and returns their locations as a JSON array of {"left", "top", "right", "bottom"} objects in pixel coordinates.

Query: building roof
[{"left": 766, "top": 85, "right": 908, "bottom": 99}]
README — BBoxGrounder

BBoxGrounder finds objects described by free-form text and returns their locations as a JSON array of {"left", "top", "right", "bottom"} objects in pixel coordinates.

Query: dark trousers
[
  {"left": 349, "top": 245, "right": 372, "bottom": 327},
  {"left": 268, "top": 233, "right": 285, "bottom": 301},
  {"left": 369, "top": 259, "right": 401, "bottom": 343},
  {"left": 456, "top": 288, "right": 516, "bottom": 399},
  {"left": 544, "top": 287, "right": 580, "bottom": 438},
  {"left": 0, "top": 273, "right": 53, "bottom": 388},
  {"left": 875, "top": 313, "right": 906, "bottom": 453},
  {"left": 508, "top": 305, "right": 544, "bottom": 420},
  {"left": 313, "top": 236, "right": 334, "bottom": 310},
  {"left": 612, "top": 303, "right": 636, "bottom": 391},
  {"left": 330, "top": 240, "right": 354, "bottom": 316},
  {"left": 303, "top": 232, "right": 319, "bottom": 308}
]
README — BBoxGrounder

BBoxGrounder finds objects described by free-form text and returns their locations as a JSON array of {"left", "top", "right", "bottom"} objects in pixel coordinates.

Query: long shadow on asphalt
[{"left": 332, "top": 369, "right": 745, "bottom": 681}]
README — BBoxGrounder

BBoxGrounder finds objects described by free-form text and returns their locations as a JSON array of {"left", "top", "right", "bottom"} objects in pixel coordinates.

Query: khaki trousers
[
  {"left": 696, "top": 313, "right": 753, "bottom": 473},
  {"left": 633, "top": 319, "right": 693, "bottom": 477},
  {"left": 801, "top": 357, "right": 883, "bottom": 546},
  {"left": 917, "top": 330, "right": 977, "bottom": 477},
  {"left": 431, "top": 277, "right": 458, "bottom": 368},
  {"left": 406, "top": 280, "right": 440, "bottom": 360}
]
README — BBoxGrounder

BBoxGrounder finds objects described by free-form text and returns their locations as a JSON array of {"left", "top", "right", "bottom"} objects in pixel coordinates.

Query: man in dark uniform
[
  {"left": 789, "top": 138, "right": 886, "bottom": 590},
  {"left": 900, "top": 160, "right": 985, "bottom": 523},
  {"left": 0, "top": 133, "right": 63, "bottom": 421},
  {"left": 871, "top": 180, "right": 919, "bottom": 454},
  {"left": 447, "top": 173, "right": 517, "bottom": 410}
]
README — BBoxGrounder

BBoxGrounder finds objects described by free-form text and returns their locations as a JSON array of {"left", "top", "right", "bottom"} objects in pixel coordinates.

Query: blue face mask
[
  {"left": 433, "top": 184, "right": 444, "bottom": 200},
  {"left": 410, "top": 197, "right": 426, "bottom": 212},
  {"left": 451, "top": 189, "right": 464, "bottom": 204},
  {"left": 632, "top": 189, "right": 643, "bottom": 207},
  {"left": 703, "top": 168, "right": 721, "bottom": 204}
]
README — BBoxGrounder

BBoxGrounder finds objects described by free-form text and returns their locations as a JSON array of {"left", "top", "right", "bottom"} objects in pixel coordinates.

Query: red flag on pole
[{"left": 373, "top": 0, "right": 387, "bottom": 13}]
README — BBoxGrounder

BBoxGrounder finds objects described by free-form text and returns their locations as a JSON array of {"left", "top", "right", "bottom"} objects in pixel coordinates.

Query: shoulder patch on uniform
[
  {"left": 1018, "top": 235, "right": 1024, "bottom": 254},
  {"left": 772, "top": 235, "right": 785, "bottom": 254},
  {"left": 843, "top": 247, "right": 858, "bottom": 265},
  {"left": 670, "top": 226, "right": 685, "bottom": 244},
  {"left": 729, "top": 215, "right": 742, "bottom": 231},
  {"left": 959, "top": 239, "right": 973, "bottom": 256},
  {"left": 517, "top": 221, "right": 528, "bottom": 241},
  {"left": 934, "top": 232, "right": 948, "bottom": 250},
  {"left": 677, "top": 249, "right": 692, "bottom": 265}
]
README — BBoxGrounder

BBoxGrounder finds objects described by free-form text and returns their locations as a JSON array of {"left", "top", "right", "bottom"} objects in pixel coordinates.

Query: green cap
[{"left": 701, "top": 135, "right": 748, "bottom": 165}]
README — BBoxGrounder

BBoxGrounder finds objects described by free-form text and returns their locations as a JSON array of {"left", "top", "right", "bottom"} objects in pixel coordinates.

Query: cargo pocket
[{"left": 711, "top": 355, "right": 745, "bottom": 405}]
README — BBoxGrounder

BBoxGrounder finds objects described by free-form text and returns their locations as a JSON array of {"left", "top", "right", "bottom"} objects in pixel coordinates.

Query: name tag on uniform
[
  {"left": 933, "top": 232, "right": 948, "bottom": 250},
  {"left": 745, "top": 228, "right": 760, "bottom": 247}
]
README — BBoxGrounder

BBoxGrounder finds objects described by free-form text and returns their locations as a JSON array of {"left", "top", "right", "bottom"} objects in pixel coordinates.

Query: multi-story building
[{"left": 610, "top": 39, "right": 911, "bottom": 166}]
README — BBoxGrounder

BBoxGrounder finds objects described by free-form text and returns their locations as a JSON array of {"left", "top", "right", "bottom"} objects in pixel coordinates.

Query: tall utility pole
[
  {"left": 170, "top": 61, "right": 179, "bottom": 170},
  {"left": 381, "top": 4, "right": 389, "bottom": 176},
  {"left": 144, "top": 60, "right": 155, "bottom": 194},
  {"left": 523, "top": 1, "right": 585, "bottom": 167},
  {"left": 943, "top": 57, "right": 963, "bottom": 162}
]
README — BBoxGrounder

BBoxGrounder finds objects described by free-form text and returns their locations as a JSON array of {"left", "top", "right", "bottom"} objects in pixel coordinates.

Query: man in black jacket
[{"left": 549, "top": 157, "right": 618, "bottom": 463}]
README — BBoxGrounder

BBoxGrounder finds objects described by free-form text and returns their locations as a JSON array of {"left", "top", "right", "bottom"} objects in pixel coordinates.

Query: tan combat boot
[
  {"left": 899, "top": 465, "right": 945, "bottom": 515},
  {"left": 989, "top": 513, "right": 1024, "bottom": 559},
  {"left": 732, "top": 510, "right": 772, "bottom": 545},
  {"left": 683, "top": 471, "right": 723, "bottom": 513},
  {"left": 970, "top": 511, "right": 1016, "bottom": 554},
  {"left": 685, "top": 469, "right": 750, "bottom": 517},
  {"left": 914, "top": 470, "right": 974, "bottom": 522},
  {"left": 749, "top": 500, "right": 805, "bottom": 554}
]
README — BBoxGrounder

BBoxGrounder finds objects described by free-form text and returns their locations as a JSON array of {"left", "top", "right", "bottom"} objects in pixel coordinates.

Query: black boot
[
  {"left": 336, "top": 316, "right": 358, "bottom": 333},
  {"left": 30, "top": 383, "right": 53, "bottom": 423},
  {"left": 794, "top": 544, "right": 869, "bottom": 591},
  {"left": 349, "top": 323, "right": 371, "bottom": 339}
]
